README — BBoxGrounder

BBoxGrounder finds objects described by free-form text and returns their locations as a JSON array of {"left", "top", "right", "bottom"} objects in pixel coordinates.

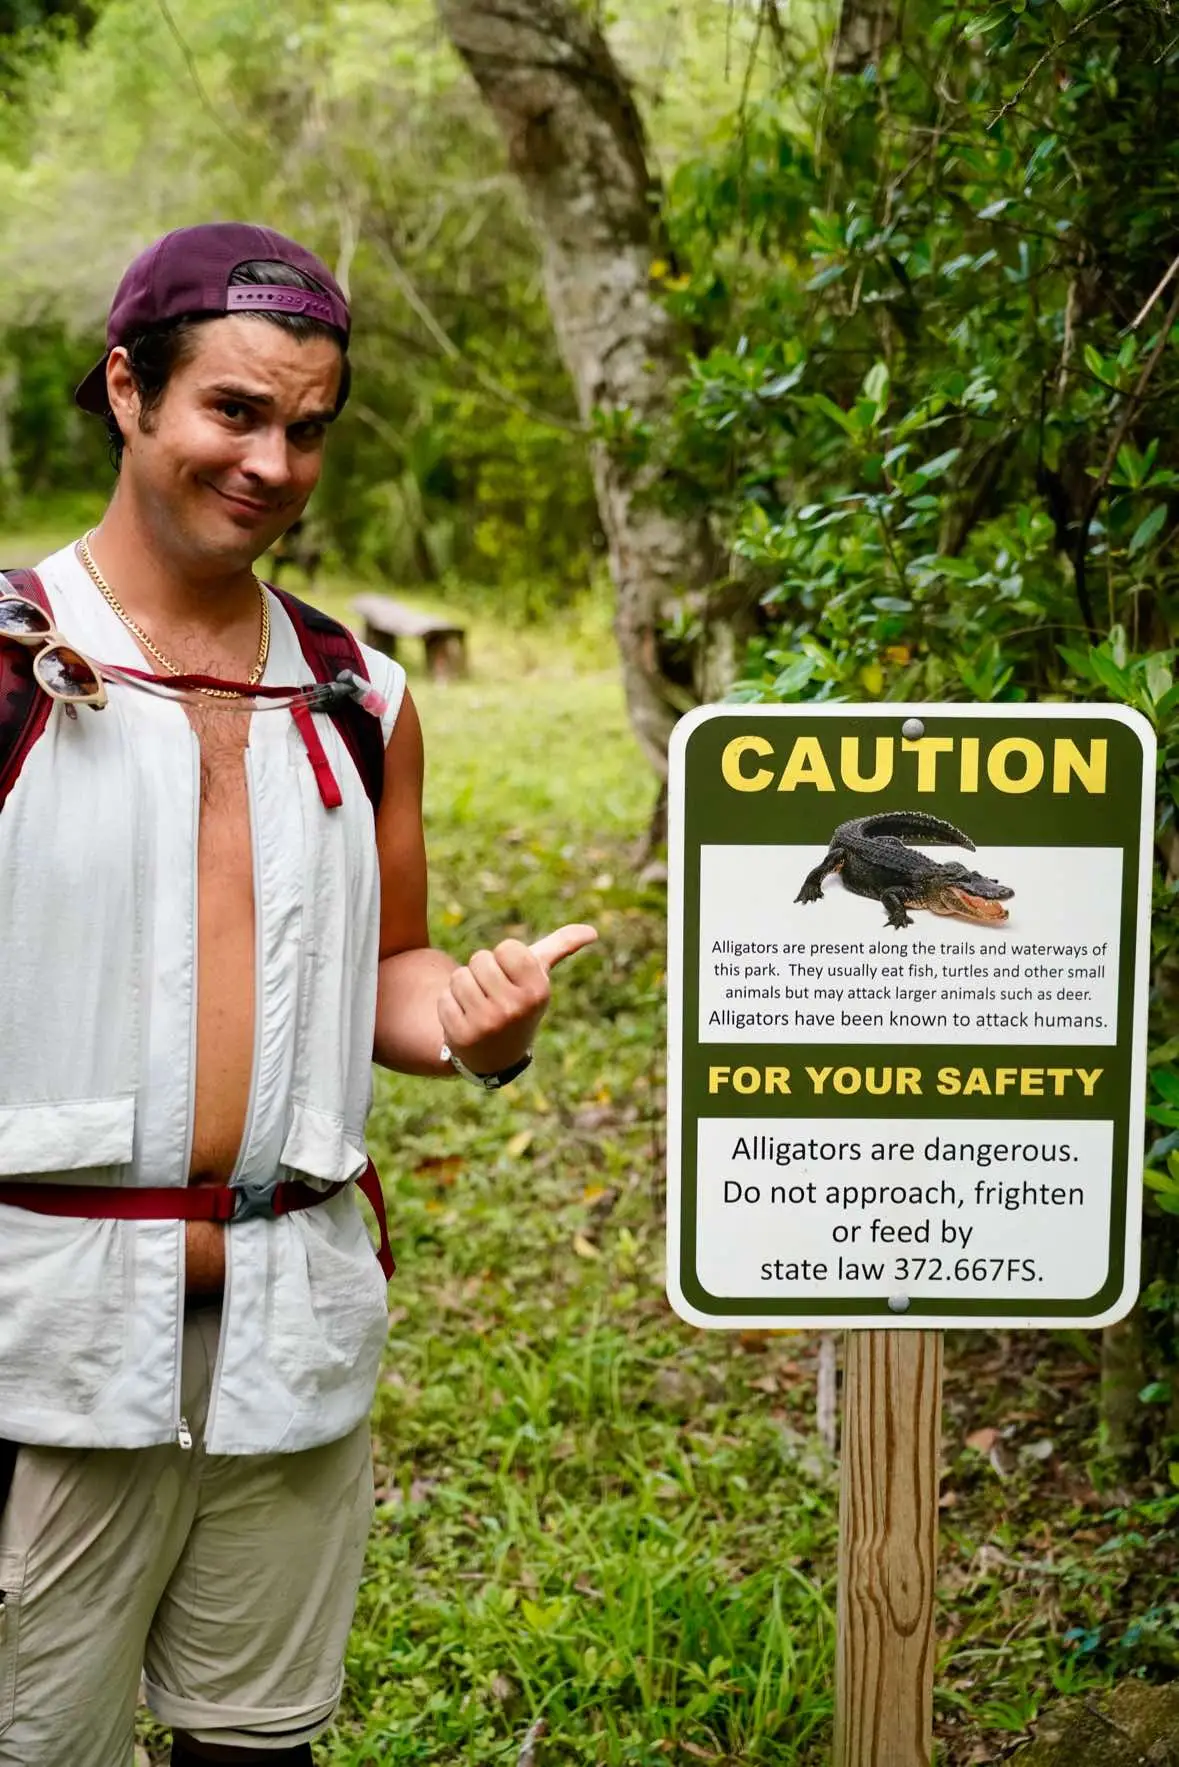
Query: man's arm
[
  {"left": 372, "top": 687, "right": 596, "bottom": 1075},
  {"left": 371, "top": 689, "right": 456, "bottom": 1074}
]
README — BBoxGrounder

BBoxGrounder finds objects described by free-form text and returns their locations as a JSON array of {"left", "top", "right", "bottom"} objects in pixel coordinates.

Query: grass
[{"left": 6, "top": 507, "right": 1179, "bottom": 1765}]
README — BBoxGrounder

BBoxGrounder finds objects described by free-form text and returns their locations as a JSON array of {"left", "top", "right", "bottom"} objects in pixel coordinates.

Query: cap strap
[{"left": 226, "top": 285, "right": 339, "bottom": 327}]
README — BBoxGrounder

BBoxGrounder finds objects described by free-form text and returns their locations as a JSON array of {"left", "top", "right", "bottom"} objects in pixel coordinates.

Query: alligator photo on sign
[{"left": 794, "top": 810, "right": 1014, "bottom": 929}]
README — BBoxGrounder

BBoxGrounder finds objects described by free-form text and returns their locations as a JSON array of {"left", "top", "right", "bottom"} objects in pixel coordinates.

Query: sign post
[
  {"left": 835, "top": 1329, "right": 940, "bottom": 1767},
  {"left": 666, "top": 704, "right": 1155, "bottom": 1763}
]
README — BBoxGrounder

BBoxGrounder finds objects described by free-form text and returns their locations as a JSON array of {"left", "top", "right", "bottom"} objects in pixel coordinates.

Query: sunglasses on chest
[{"left": 0, "top": 590, "right": 107, "bottom": 711}]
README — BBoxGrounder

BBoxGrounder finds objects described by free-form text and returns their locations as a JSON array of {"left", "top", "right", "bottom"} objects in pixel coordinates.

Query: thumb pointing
[{"left": 529, "top": 923, "right": 599, "bottom": 974}]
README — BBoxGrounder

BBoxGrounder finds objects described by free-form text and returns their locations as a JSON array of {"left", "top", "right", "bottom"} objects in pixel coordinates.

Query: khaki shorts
[{"left": 0, "top": 1303, "right": 374, "bottom": 1767}]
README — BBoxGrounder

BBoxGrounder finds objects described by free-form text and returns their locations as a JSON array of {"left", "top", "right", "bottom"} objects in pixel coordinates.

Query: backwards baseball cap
[{"left": 75, "top": 221, "right": 351, "bottom": 416}]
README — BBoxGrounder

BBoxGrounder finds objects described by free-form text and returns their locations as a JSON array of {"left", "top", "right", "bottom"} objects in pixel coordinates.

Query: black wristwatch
[{"left": 440, "top": 1042, "right": 533, "bottom": 1091}]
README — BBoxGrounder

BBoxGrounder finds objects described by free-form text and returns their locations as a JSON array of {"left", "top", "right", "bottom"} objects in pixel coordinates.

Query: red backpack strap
[
  {"left": 0, "top": 568, "right": 54, "bottom": 812},
  {"left": 271, "top": 586, "right": 386, "bottom": 816}
]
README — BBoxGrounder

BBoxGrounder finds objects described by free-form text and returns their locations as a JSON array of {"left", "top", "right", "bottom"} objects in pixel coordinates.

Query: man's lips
[{"left": 211, "top": 486, "right": 277, "bottom": 518}]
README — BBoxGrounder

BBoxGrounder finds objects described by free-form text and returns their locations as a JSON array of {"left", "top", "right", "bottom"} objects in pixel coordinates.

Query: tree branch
[
  {"left": 987, "top": 0, "right": 1128, "bottom": 130},
  {"left": 1072, "top": 278, "right": 1179, "bottom": 637},
  {"left": 1086, "top": 280, "right": 1179, "bottom": 523},
  {"left": 154, "top": 0, "right": 253, "bottom": 156},
  {"left": 1128, "top": 249, "right": 1179, "bottom": 333},
  {"left": 368, "top": 234, "right": 584, "bottom": 436}
]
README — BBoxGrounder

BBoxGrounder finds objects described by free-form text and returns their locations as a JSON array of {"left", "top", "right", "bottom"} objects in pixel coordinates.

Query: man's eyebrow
[{"left": 206, "top": 384, "right": 337, "bottom": 425}]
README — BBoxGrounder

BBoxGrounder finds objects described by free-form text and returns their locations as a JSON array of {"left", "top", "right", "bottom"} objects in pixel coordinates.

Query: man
[{"left": 0, "top": 222, "right": 594, "bottom": 1767}]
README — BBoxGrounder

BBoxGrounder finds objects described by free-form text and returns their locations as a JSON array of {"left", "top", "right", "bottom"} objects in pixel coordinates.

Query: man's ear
[{"left": 105, "top": 348, "right": 139, "bottom": 442}]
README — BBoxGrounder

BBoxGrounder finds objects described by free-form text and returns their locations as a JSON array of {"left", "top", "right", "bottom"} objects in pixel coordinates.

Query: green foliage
[
  {"left": 652, "top": 5, "right": 1179, "bottom": 702},
  {"left": 0, "top": 0, "right": 600, "bottom": 609},
  {"left": 0, "top": 0, "right": 777, "bottom": 616}
]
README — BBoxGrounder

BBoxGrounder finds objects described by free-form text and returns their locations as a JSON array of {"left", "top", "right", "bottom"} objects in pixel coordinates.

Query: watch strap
[{"left": 440, "top": 1042, "right": 533, "bottom": 1091}]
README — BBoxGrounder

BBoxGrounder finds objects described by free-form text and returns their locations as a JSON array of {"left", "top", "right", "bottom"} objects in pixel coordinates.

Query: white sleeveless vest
[{"left": 0, "top": 542, "right": 406, "bottom": 1454}]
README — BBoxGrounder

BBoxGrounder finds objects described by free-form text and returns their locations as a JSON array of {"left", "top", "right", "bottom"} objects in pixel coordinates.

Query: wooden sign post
[
  {"left": 665, "top": 703, "right": 1154, "bottom": 1762},
  {"left": 835, "top": 1331, "right": 941, "bottom": 1767}
]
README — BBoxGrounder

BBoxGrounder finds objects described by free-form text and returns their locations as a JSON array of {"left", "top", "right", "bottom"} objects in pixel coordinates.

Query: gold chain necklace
[{"left": 78, "top": 530, "right": 270, "bottom": 700}]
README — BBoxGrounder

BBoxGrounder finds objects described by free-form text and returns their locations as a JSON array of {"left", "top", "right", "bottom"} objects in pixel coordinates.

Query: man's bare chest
[
  {"left": 185, "top": 707, "right": 255, "bottom": 877},
  {"left": 186, "top": 703, "right": 251, "bottom": 817}
]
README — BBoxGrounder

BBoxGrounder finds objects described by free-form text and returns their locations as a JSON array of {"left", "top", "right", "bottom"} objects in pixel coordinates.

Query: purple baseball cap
[{"left": 75, "top": 221, "right": 351, "bottom": 416}]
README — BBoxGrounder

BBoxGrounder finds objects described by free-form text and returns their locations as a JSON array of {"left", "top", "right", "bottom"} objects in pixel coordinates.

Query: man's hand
[{"left": 437, "top": 923, "right": 598, "bottom": 1077}]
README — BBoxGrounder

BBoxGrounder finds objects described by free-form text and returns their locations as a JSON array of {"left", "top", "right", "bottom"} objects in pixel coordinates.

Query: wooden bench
[{"left": 352, "top": 593, "right": 468, "bottom": 683}]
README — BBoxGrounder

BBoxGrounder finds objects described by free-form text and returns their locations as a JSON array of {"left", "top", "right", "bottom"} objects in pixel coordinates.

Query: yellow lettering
[
  {"left": 960, "top": 737, "right": 980, "bottom": 793},
  {"left": 1053, "top": 738, "right": 1107, "bottom": 794},
  {"left": 897, "top": 1067, "right": 923, "bottom": 1095},
  {"left": 937, "top": 1067, "right": 962, "bottom": 1095},
  {"left": 777, "top": 736, "right": 836, "bottom": 792},
  {"left": 901, "top": 736, "right": 954, "bottom": 792},
  {"left": 733, "top": 1066, "right": 761, "bottom": 1094},
  {"left": 806, "top": 1066, "right": 832, "bottom": 1094},
  {"left": 766, "top": 1067, "right": 791, "bottom": 1095},
  {"left": 1077, "top": 1067, "right": 1103, "bottom": 1098},
  {"left": 1020, "top": 1068, "right": 1044, "bottom": 1096},
  {"left": 962, "top": 1067, "right": 991, "bottom": 1096},
  {"left": 987, "top": 737, "right": 1044, "bottom": 793},
  {"left": 709, "top": 1067, "right": 731, "bottom": 1093},
  {"left": 721, "top": 735, "right": 774, "bottom": 792},
  {"left": 840, "top": 736, "right": 894, "bottom": 792}
]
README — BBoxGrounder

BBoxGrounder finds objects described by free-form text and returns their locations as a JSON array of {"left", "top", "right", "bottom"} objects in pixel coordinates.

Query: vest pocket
[
  {"left": 279, "top": 1100, "right": 368, "bottom": 1187},
  {"left": 0, "top": 1096, "right": 135, "bottom": 1416},
  {"left": 0, "top": 1549, "right": 25, "bottom": 1735},
  {"left": 265, "top": 1194, "right": 388, "bottom": 1406},
  {"left": 0, "top": 1217, "right": 130, "bottom": 1415},
  {"left": 0, "top": 1096, "right": 135, "bottom": 1176}
]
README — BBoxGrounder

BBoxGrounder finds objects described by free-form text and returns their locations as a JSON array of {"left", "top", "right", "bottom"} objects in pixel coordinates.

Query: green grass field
[{"left": 5, "top": 511, "right": 1178, "bottom": 1765}]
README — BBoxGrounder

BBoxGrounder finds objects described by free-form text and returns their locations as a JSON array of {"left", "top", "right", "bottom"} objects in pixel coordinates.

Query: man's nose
[{"left": 240, "top": 425, "right": 293, "bottom": 488}]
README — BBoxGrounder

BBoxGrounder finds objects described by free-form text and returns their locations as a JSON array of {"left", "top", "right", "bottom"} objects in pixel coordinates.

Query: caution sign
[{"left": 666, "top": 706, "right": 1155, "bottom": 1329}]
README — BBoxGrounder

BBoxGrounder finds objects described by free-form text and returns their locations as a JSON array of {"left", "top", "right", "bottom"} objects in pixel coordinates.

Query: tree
[{"left": 436, "top": 0, "right": 753, "bottom": 803}]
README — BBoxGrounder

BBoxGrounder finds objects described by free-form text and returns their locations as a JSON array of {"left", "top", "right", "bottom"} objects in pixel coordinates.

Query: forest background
[{"left": 1, "top": 0, "right": 1179, "bottom": 1761}]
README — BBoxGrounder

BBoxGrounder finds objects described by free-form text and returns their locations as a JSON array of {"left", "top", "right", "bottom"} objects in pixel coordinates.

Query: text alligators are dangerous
[{"left": 728, "top": 1136, "right": 1079, "bottom": 1172}]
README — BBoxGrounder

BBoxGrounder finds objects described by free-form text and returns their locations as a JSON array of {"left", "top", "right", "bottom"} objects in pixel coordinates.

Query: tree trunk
[
  {"left": 833, "top": 0, "right": 896, "bottom": 74},
  {"left": 0, "top": 355, "right": 19, "bottom": 513},
  {"left": 436, "top": 0, "right": 745, "bottom": 782}
]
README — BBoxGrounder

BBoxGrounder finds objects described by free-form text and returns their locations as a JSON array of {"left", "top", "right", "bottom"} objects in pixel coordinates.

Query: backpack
[{"left": 0, "top": 567, "right": 385, "bottom": 815}]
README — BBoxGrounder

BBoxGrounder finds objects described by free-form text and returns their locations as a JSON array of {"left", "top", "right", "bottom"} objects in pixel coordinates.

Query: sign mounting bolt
[
  {"left": 901, "top": 717, "right": 925, "bottom": 740},
  {"left": 888, "top": 1294, "right": 911, "bottom": 1314}
]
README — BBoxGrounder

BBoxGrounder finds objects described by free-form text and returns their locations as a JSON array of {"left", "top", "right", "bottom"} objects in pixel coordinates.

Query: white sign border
[{"left": 666, "top": 702, "right": 1157, "bottom": 1330}]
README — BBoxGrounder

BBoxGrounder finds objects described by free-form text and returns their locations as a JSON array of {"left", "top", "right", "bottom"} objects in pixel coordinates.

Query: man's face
[{"left": 112, "top": 315, "right": 344, "bottom": 571}]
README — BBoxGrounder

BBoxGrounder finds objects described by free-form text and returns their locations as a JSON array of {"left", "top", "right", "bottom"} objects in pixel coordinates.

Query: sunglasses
[{"left": 0, "top": 594, "right": 107, "bottom": 711}]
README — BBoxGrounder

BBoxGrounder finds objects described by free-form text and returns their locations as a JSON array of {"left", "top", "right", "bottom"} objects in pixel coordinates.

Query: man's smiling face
[{"left": 113, "top": 314, "right": 344, "bottom": 573}]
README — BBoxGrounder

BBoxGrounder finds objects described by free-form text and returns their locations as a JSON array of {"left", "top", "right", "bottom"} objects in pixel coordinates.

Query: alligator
[{"left": 795, "top": 811, "right": 1014, "bottom": 929}]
